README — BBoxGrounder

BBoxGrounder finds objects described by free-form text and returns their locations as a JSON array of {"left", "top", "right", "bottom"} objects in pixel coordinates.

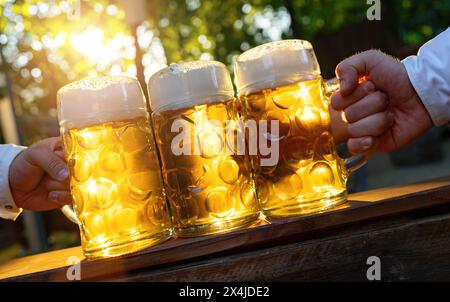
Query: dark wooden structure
[{"left": 1, "top": 178, "right": 450, "bottom": 281}]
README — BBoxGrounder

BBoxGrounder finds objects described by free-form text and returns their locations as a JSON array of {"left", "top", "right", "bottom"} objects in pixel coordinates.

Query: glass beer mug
[
  {"left": 148, "top": 61, "right": 260, "bottom": 236},
  {"left": 57, "top": 76, "right": 171, "bottom": 259},
  {"left": 234, "top": 40, "right": 371, "bottom": 218}
]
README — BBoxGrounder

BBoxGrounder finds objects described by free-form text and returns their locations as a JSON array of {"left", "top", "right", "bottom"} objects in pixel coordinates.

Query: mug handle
[
  {"left": 61, "top": 204, "right": 82, "bottom": 225},
  {"left": 324, "top": 77, "right": 377, "bottom": 174}
]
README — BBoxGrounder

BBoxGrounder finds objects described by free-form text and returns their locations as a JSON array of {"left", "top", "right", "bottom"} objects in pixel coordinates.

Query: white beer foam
[
  {"left": 147, "top": 61, "right": 234, "bottom": 112},
  {"left": 234, "top": 40, "right": 322, "bottom": 95},
  {"left": 57, "top": 76, "right": 147, "bottom": 129}
]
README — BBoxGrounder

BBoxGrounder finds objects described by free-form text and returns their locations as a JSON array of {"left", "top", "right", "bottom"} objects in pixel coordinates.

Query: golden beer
[
  {"left": 58, "top": 76, "right": 171, "bottom": 259},
  {"left": 235, "top": 40, "right": 369, "bottom": 218},
  {"left": 240, "top": 78, "right": 346, "bottom": 216},
  {"left": 149, "top": 62, "right": 260, "bottom": 236}
]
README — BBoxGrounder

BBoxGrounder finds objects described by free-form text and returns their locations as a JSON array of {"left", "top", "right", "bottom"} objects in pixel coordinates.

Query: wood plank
[
  {"left": 0, "top": 247, "right": 83, "bottom": 280},
  {"left": 1, "top": 178, "right": 450, "bottom": 281},
  {"left": 348, "top": 178, "right": 450, "bottom": 202},
  {"left": 110, "top": 212, "right": 450, "bottom": 281}
]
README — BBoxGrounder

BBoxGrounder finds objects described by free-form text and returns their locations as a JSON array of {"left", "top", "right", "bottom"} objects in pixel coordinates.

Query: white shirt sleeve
[
  {"left": 402, "top": 28, "right": 450, "bottom": 126},
  {"left": 0, "top": 144, "right": 26, "bottom": 220}
]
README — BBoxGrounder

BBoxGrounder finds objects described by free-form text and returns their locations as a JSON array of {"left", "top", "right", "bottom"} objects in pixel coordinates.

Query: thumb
[
  {"left": 335, "top": 50, "right": 381, "bottom": 96},
  {"left": 24, "top": 138, "right": 69, "bottom": 182}
]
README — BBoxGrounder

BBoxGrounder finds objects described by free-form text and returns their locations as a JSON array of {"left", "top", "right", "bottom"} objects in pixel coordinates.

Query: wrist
[
  {"left": 400, "top": 63, "right": 434, "bottom": 132},
  {"left": 8, "top": 152, "right": 25, "bottom": 209},
  {"left": 409, "top": 86, "right": 434, "bottom": 132}
]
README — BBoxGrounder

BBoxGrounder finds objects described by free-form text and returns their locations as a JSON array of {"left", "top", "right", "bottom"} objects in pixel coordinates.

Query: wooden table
[{"left": 2, "top": 178, "right": 450, "bottom": 282}]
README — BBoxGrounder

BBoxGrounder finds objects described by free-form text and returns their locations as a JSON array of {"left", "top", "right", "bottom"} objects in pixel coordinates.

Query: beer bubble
[
  {"left": 145, "top": 202, "right": 166, "bottom": 226},
  {"left": 273, "top": 173, "right": 303, "bottom": 200},
  {"left": 315, "top": 132, "right": 335, "bottom": 162},
  {"left": 166, "top": 167, "right": 209, "bottom": 194},
  {"left": 207, "top": 103, "right": 229, "bottom": 122},
  {"left": 99, "top": 145, "right": 126, "bottom": 174},
  {"left": 76, "top": 126, "right": 106, "bottom": 150},
  {"left": 120, "top": 124, "right": 152, "bottom": 153},
  {"left": 127, "top": 171, "right": 158, "bottom": 201},
  {"left": 271, "top": 86, "right": 299, "bottom": 109},
  {"left": 205, "top": 187, "right": 233, "bottom": 218},
  {"left": 198, "top": 129, "right": 223, "bottom": 158},
  {"left": 309, "top": 162, "right": 335, "bottom": 193},
  {"left": 81, "top": 178, "right": 118, "bottom": 210},
  {"left": 281, "top": 136, "right": 314, "bottom": 170},
  {"left": 303, "top": 80, "right": 326, "bottom": 110},
  {"left": 294, "top": 106, "right": 322, "bottom": 136},
  {"left": 240, "top": 182, "right": 258, "bottom": 210},
  {"left": 70, "top": 152, "right": 93, "bottom": 182},
  {"left": 81, "top": 212, "right": 107, "bottom": 242},
  {"left": 110, "top": 206, "right": 139, "bottom": 235},
  {"left": 218, "top": 158, "right": 240, "bottom": 184},
  {"left": 188, "top": 164, "right": 211, "bottom": 193},
  {"left": 264, "top": 110, "right": 291, "bottom": 140}
]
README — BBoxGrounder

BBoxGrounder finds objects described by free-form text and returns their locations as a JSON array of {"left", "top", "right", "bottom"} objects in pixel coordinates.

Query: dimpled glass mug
[
  {"left": 148, "top": 61, "right": 260, "bottom": 237},
  {"left": 234, "top": 40, "right": 372, "bottom": 218},
  {"left": 57, "top": 76, "right": 172, "bottom": 259}
]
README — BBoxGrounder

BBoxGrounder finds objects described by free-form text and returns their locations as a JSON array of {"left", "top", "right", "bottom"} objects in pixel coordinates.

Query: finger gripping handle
[{"left": 324, "top": 77, "right": 374, "bottom": 175}]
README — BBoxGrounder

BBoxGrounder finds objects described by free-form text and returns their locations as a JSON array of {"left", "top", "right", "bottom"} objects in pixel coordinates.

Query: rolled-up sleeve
[
  {"left": 402, "top": 28, "right": 450, "bottom": 126},
  {"left": 0, "top": 144, "right": 26, "bottom": 220}
]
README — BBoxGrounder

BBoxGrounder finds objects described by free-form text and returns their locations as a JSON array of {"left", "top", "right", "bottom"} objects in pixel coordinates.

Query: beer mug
[
  {"left": 234, "top": 40, "right": 372, "bottom": 218},
  {"left": 57, "top": 76, "right": 171, "bottom": 259},
  {"left": 148, "top": 61, "right": 260, "bottom": 237}
]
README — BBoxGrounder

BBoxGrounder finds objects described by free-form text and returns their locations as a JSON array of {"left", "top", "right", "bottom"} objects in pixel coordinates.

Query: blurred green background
[{"left": 0, "top": 0, "right": 449, "bottom": 260}]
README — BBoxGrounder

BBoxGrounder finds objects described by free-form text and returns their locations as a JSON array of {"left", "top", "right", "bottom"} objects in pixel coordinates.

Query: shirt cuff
[
  {"left": 0, "top": 145, "right": 26, "bottom": 220},
  {"left": 401, "top": 28, "right": 450, "bottom": 127},
  {"left": 403, "top": 58, "right": 444, "bottom": 126}
]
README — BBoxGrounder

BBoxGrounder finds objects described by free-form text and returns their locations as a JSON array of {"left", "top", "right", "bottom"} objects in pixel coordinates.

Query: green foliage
[
  {"left": 148, "top": 0, "right": 268, "bottom": 69},
  {"left": 0, "top": 0, "right": 449, "bottom": 144},
  {"left": 397, "top": 0, "right": 450, "bottom": 44},
  {"left": 0, "top": 0, "right": 132, "bottom": 144},
  {"left": 280, "top": 0, "right": 368, "bottom": 38}
]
